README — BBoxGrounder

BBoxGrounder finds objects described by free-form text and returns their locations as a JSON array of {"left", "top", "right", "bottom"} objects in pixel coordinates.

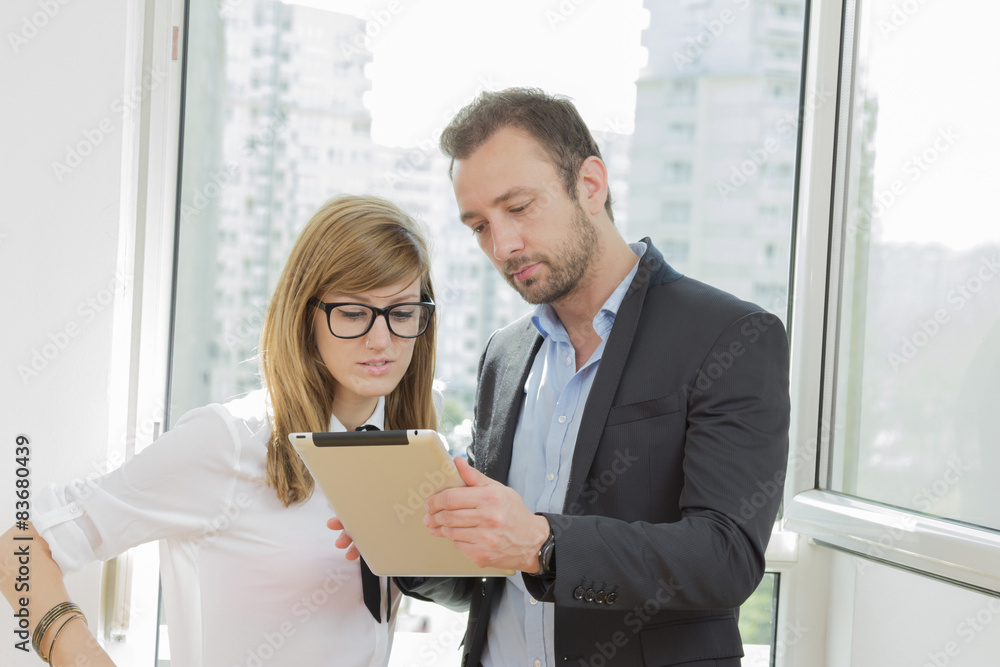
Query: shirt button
[
  {"left": 557, "top": 415, "right": 567, "bottom": 424},
  {"left": 565, "top": 356, "right": 572, "bottom": 366},
  {"left": 534, "top": 660, "right": 542, "bottom": 667},
  {"left": 530, "top": 597, "right": 538, "bottom": 605},
  {"left": 547, "top": 472, "right": 555, "bottom": 481}
]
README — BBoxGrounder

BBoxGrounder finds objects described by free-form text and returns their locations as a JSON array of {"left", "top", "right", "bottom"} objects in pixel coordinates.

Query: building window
[
  {"left": 665, "top": 122, "right": 696, "bottom": 145},
  {"left": 666, "top": 79, "right": 697, "bottom": 106},
  {"left": 663, "top": 161, "right": 693, "bottom": 184},
  {"left": 662, "top": 240, "right": 690, "bottom": 264},
  {"left": 662, "top": 201, "right": 691, "bottom": 224}
]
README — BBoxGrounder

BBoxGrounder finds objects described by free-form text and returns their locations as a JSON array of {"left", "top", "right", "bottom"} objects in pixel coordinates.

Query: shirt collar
[
  {"left": 530, "top": 241, "right": 647, "bottom": 342},
  {"left": 327, "top": 395, "right": 386, "bottom": 432}
]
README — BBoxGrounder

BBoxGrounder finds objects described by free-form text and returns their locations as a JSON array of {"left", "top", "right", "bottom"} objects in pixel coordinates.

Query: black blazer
[{"left": 402, "top": 240, "right": 790, "bottom": 667}]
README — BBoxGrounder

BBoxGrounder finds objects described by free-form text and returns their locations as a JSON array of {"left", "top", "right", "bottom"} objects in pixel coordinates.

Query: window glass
[
  {"left": 739, "top": 573, "right": 779, "bottom": 667},
  {"left": 167, "top": 1, "right": 807, "bottom": 663},
  {"left": 839, "top": 557, "right": 1000, "bottom": 666},
  {"left": 828, "top": 0, "right": 1000, "bottom": 531}
]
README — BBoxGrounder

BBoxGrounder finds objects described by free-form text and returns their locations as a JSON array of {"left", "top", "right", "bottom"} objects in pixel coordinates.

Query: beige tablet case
[{"left": 290, "top": 429, "right": 514, "bottom": 577}]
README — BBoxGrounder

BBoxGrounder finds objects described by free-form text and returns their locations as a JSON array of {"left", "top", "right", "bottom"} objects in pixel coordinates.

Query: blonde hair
[{"left": 259, "top": 195, "right": 437, "bottom": 506}]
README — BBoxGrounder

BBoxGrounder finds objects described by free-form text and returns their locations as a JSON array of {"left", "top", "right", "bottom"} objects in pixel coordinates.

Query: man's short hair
[{"left": 439, "top": 87, "right": 614, "bottom": 221}]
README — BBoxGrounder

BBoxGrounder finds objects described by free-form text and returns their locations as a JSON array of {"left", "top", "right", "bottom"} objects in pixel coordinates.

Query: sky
[
  {"left": 290, "top": 0, "right": 649, "bottom": 146},
  {"left": 860, "top": 0, "right": 1000, "bottom": 249},
  {"left": 287, "top": 0, "right": 999, "bottom": 250}
]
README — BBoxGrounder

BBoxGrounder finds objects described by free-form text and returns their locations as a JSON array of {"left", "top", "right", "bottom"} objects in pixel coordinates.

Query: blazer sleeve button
[
  {"left": 573, "top": 586, "right": 586, "bottom": 600},
  {"left": 584, "top": 589, "right": 596, "bottom": 602},
  {"left": 595, "top": 591, "right": 607, "bottom": 604},
  {"left": 606, "top": 592, "right": 618, "bottom": 605}
]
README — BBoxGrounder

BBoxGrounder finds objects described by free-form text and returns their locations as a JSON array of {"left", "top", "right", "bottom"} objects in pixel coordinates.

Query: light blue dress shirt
[{"left": 482, "top": 242, "right": 645, "bottom": 667}]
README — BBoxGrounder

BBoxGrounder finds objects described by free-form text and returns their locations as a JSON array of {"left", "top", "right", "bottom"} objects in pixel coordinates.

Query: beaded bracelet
[
  {"left": 44, "top": 611, "right": 86, "bottom": 664},
  {"left": 32, "top": 602, "right": 83, "bottom": 662}
]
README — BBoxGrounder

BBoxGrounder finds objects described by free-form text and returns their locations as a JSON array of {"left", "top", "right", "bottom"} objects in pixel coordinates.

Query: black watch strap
[{"left": 536, "top": 516, "right": 556, "bottom": 577}]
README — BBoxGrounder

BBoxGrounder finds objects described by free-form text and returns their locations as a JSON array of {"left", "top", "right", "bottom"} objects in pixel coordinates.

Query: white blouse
[{"left": 34, "top": 389, "right": 398, "bottom": 667}]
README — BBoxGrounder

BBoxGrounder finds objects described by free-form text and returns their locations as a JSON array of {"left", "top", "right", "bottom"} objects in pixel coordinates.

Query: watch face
[{"left": 539, "top": 534, "right": 555, "bottom": 574}]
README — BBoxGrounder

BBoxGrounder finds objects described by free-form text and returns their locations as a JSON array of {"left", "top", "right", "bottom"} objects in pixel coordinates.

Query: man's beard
[{"left": 503, "top": 203, "right": 599, "bottom": 305}]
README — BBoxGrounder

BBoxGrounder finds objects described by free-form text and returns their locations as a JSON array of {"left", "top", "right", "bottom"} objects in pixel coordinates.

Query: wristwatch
[{"left": 537, "top": 525, "right": 556, "bottom": 577}]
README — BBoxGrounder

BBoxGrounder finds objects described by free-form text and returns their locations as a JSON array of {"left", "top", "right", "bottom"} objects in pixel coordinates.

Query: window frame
[{"left": 781, "top": 0, "right": 1000, "bottom": 599}]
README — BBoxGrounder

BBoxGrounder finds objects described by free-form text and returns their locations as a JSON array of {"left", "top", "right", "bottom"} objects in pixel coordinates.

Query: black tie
[{"left": 355, "top": 424, "right": 387, "bottom": 623}]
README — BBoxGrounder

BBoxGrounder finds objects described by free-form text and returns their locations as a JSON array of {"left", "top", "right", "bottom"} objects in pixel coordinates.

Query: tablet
[{"left": 290, "top": 429, "right": 514, "bottom": 577}]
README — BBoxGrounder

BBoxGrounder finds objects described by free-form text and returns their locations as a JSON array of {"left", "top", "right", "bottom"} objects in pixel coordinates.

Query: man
[{"left": 346, "top": 88, "right": 790, "bottom": 666}]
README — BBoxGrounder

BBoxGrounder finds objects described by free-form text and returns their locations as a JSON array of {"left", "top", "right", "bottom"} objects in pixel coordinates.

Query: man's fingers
[
  {"left": 455, "top": 455, "right": 491, "bottom": 487},
  {"left": 327, "top": 517, "right": 345, "bottom": 531},
  {"left": 425, "top": 507, "right": 482, "bottom": 530},
  {"left": 434, "top": 525, "right": 490, "bottom": 546}
]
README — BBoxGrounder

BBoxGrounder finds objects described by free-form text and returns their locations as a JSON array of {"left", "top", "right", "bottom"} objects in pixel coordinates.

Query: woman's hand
[
  {"left": 326, "top": 518, "right": 361, "bottom": 560},
  {"left": 1, "top": 523, "right": 116, "bottom": 666}
]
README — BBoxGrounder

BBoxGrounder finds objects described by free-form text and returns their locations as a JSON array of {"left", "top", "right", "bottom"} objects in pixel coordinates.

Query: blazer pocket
[{"left": 606, "top": 393, "right": 680, "bottom": 426}]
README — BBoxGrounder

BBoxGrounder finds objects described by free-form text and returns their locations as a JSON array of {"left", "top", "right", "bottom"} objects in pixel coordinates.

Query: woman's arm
[{"left": 1, "top": 523, "right": 115, "bottom": 666}]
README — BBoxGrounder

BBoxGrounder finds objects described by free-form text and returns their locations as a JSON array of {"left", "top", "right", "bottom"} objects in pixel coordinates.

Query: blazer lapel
[
  {"left": 563, "top": 242, "right": 658, "bottom": 509},
  {"left": 478, "top": 320, "right": 543, "bottom": 484}
]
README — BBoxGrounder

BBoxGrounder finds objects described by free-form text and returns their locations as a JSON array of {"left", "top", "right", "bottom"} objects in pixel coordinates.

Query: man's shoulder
[
  {"left": 634, "top": 239, "right": 773, "bottom": 323},
  {"left": 645, "top": 274, "right": 783, "bottom": 333},
  {"left": 484, "top": 311, "right": 538, "bottom": 355}
]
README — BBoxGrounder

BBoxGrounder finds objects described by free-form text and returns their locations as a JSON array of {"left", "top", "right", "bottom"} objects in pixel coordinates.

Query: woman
[{"left": 0, "top": 195, "right": 437, "bottom": 666}]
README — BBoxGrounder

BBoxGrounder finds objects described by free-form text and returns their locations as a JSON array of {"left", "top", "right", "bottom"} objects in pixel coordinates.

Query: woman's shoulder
[
  {"left": 166, "top": 389, "right": 272, "bottom": 465},
  {"left": 215, "top": 388, "right": 271, "bottom": 432}
]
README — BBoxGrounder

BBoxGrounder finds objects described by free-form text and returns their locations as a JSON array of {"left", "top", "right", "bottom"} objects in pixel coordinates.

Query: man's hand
[
  {"left": 424, "top": 457, "right": 550, "bottom": 573},
  {"left": 326, "top": 517, "right": 361, "bottom": 561}
]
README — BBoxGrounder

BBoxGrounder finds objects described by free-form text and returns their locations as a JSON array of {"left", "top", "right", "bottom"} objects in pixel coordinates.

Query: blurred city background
[{"left": 163, "top": 1, "right": 1000, "bottom": 665}]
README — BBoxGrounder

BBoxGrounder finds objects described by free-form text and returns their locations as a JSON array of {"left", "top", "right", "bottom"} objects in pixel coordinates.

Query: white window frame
[
  {"left": 774, "top": 2, "right": 1000, "bottom": 665},
  {"left": 99, "top": 0, "right": 188, "bottom": 663}
]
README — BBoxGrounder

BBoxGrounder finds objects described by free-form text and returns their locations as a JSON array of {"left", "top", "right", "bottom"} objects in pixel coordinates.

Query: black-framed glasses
[{"left": 309, "top": 298, "right": 435, "bottom": 339}]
